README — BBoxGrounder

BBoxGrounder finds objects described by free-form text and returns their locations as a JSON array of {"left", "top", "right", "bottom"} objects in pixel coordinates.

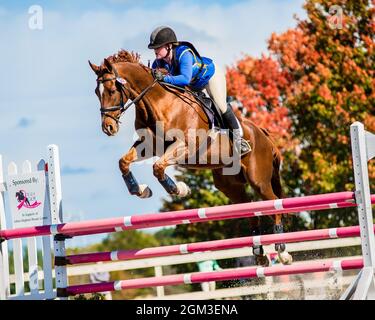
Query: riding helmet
[{"left": 148, "top": 26, "right": 178, "bottom": 49}]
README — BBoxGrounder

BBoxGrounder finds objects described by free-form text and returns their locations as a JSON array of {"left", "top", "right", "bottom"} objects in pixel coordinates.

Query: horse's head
[{"left": 89, "top": 58, "right": 129, "bottom": 136}]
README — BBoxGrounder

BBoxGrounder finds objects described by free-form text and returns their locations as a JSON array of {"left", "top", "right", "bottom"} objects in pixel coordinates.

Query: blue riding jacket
[{"left": 152, "top": 44, "right": 215, "bottom": 91}]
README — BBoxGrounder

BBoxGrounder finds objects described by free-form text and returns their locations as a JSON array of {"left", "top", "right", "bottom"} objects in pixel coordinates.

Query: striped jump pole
[
  {"left": 61, "top": 225, "right": 373, "bottom": 266},
  {"left": 2, "top": 192, "right": 374, "bottom": 240},
  {"left": 58, "top": 258, "right": 364, "bottom": 297},
  {"left": 69, "top": 198, "right": 375, "bottom": 238}
]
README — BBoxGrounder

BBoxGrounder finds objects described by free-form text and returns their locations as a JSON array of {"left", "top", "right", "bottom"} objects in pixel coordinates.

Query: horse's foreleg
[
  {"left": 119, "top": 141, "right": 153, "bottom": 198},
  {"left": 153, "top": 140, "right": 191, "bottom": 197}
]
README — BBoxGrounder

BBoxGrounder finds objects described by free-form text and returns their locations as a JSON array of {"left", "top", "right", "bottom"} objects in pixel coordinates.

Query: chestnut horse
[{"left": 89, "top": 50, "right": 292, "bottom": 265}]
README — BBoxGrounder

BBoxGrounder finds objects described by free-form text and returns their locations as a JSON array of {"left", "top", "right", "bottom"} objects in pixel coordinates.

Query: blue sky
[
  {"left": 0, "top": 0, "right": 305, "bottom": 247},
  {"left": 2, "top": 0, "right": 255, "bottom": 11}
]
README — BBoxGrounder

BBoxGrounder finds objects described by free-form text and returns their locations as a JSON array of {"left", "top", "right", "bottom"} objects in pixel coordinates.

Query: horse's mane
[
  {"left": 100, "top": 49, "right": 150, "bottom": 73},
  {"left": 105, "top": 49, "right": 141, "bottom": 64}
]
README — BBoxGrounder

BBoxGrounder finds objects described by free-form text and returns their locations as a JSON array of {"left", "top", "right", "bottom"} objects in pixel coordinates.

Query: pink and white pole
[
  {"left": 1, "top": 192, "right": 374, "bottom": 240},
  {"left": 63, "top": 225, "right": 373, "bottom": 266},
  {"left": 60, "top": 258, "right": 364, "bottom": 297}
]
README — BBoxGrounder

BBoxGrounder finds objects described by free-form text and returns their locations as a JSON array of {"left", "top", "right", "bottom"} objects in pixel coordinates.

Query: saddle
[
  {"left": 193, "top": 91, "right": 225, "bottom": 130},
  {"left": 159, "top": 82, "right": 225, "bottom": 130},
  {"left": 158, "top": 82, "right": 250, "bottom": 157}
]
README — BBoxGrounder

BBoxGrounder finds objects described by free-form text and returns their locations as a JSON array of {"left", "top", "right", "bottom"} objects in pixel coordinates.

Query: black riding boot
[{"left": 222, "top": 105, "right": 251, "bottom": 156}]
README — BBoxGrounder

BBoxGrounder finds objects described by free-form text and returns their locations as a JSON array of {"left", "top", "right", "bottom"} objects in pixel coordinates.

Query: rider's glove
[{"left": 152, "top": 69, "right": 165, "bottom": 82}]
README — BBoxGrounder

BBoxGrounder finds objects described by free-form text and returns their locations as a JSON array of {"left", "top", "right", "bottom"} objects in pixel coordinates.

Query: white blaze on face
[{"left": 99, "top": 83, "right": 104, "bottom": 100}]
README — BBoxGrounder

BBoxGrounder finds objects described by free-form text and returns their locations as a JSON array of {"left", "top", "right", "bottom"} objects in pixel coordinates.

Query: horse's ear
[
  {"left": 103, "top": 58, "right": 113, "bottom": 73},
  {"left": 103, "top": 58, "right": 119, "bottom": 76},
  {"left": 88, "top": 60, "right": 100, "bottom": 74}
]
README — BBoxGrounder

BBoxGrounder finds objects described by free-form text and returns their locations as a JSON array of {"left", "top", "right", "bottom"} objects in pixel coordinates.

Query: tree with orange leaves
[
  {"left": 227, "top": 0, "right": 374, "bottom": 229},
  {"left": 162, "top": 0, "right": 374, "bottom": 235},
  {"left": 226, "top": 54, "right": 296, "bottom": 152}
]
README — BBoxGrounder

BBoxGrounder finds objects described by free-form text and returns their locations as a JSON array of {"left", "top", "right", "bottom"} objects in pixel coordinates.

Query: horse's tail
[
  {"left": 243, "top": 120, "right": 283, "bottom": 198},
  {"left": 260, "top": 127, "right": 283, "bottom": 199},
  {"left": 271, "top": 146, "right": 283, "bottom": 199}
]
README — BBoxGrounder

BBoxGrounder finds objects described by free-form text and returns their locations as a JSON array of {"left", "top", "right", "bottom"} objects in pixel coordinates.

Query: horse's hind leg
[
  {"left": 212, "top": 170, "right": 269, "bottom": 267},
  {"left": 248, "top": 217, "right": 270, "bottom": 266},
  {"left": 212, "top": 169, "right": 249, "bottom": 203},
  {"left": 250, "top": 181, "right": 292, "bottom": 265}
]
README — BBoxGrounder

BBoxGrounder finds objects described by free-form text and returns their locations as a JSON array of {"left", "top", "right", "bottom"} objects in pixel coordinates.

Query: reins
[
  {"left": 98, "top": 65, "right": 207, "bottom": 124},
  {"left": 98, "top": 75, "right": 158, "bottom": 124}
]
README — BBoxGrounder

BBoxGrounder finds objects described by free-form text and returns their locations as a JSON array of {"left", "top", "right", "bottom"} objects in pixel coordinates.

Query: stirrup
[{"left": 239, "top": 138, "right": 252, "bottom": 156}]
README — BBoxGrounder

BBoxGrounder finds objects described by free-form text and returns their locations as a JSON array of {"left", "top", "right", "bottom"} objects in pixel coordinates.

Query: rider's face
[{"left": 154, "top": 45, "right": 170, "bottom": 60}]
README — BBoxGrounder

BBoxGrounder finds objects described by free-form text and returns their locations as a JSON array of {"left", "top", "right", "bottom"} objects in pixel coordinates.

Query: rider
[{"left": 148, "top": 26, "right": 251, "bottom": 156}]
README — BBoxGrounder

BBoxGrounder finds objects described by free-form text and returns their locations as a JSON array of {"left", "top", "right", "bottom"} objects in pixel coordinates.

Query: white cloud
[
  {"left": 0, "top": 0, "right": 305, "bottom": 246},
  {"left": 0, "top": 0, "right": 305, "bottom": 99}
]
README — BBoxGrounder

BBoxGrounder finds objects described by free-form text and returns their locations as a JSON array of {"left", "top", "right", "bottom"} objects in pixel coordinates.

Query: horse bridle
[{"left": 97, "top": 71, "right": 158, "bottom": 124}]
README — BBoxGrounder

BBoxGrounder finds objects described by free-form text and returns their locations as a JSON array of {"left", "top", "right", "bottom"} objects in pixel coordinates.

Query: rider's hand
[{"left": 152, "top": 69, "right": 165, "bottom": 82}]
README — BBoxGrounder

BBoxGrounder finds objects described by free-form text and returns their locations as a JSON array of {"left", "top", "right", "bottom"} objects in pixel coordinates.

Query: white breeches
[{"left": 204, "top": 63, "right": 228, "bottom": 114}]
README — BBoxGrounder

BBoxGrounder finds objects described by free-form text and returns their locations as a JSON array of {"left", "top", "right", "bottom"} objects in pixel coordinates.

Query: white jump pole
[{"left": 341, "top": 122, "right": 375, "bottom": 299}]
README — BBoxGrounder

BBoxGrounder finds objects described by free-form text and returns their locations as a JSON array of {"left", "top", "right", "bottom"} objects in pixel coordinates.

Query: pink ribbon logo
[{"left": 16, "top": 190, "right": 41, "bottom": 210}]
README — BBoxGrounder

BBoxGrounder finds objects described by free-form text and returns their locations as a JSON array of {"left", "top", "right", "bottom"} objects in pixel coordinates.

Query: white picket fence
[{"left": 0, "top": 146, "right": 64, "bottom": 300}]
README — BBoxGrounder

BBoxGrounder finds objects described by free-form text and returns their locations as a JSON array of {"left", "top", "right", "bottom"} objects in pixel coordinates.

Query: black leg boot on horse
[
  {"left": 274, "top": 222, "right": 293, "bottom": 265},
  {"left": 222, "top": 105, "right": 251, "bottom": 156},
  {"left": 122, "top": 171, "right": 153, "bottom": 198},
  {"left": 250, "top": 221, "right": 269, "bottom": 267}
]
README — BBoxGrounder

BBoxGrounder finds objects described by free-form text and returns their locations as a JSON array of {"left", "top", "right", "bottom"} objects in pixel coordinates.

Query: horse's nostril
[{"left": 108, "top": 125, "right": 113, "bottom": 133}]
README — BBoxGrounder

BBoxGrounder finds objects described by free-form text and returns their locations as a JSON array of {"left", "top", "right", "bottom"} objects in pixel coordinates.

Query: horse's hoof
[
  {"left": 255, "top": 255, "right": 270, "bottom": 267},
  {"left": 275, "top": 243, "right": 286, "bottom": 252},
  {"left": 138, "top": 184, "right": 153, "bottom": 199},
  {"left": 176, "top": 182, "right": 191, "bottom": 197},
  {"left": 278, "top": 251, "right": 293, "bottom": 265}
]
